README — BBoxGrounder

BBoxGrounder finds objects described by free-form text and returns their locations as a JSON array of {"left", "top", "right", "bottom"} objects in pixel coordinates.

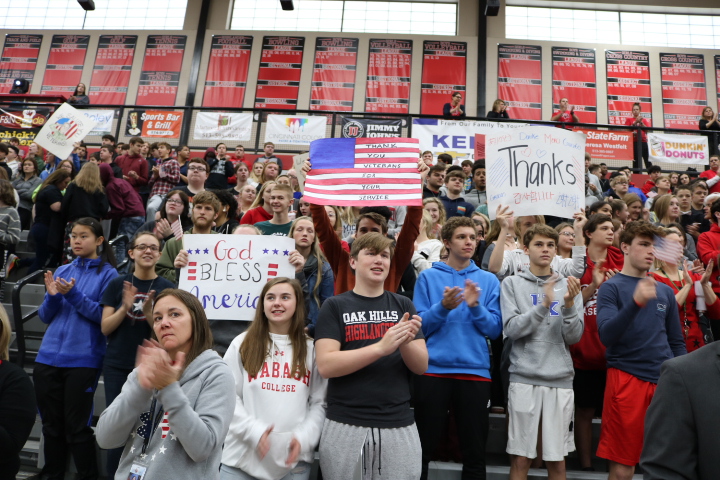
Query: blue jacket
[
  {"left": 414, "top": 261, "right": 502, "bottom": 378},
  {"left": 305, "top": 260, "right": 334, "bottom": 336},
  {"left": 39, "top": 153, "right": 81, "bottom": 180},
  {"left": 37, "top": 257, "right": 118, "bottom": 369}
]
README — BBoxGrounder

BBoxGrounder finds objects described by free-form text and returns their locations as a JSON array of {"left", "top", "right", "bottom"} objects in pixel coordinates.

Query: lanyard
[{"left": 142, "top": 398, "right": 164, "bottom": 455}]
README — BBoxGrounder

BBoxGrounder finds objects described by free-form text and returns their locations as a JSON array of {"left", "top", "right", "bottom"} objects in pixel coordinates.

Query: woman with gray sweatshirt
[{"left": 96, "top": 289, "right": 235, "bottom": 479}]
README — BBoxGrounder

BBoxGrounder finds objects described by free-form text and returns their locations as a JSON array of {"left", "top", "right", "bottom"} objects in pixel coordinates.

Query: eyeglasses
[
  {"left": 166, "top": 198, "right": 183, "bottom": 205},
  {"left": 560, "top": 232, "right": 576, "bottom": 237},
  {"left": 188, "top": 166, "right": 206, "bottom": 172},
  {"left": 133, "top": 244, "right": 160, "bottom": 252}
]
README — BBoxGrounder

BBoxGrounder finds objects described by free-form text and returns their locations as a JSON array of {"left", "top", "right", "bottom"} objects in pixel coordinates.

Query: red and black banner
[
  {"left": 202, "top": 35, "right": 253, "bottom": 108},
  {"left": 606, "top": 50, "right": 652, "bottom": 126},
  {"left": 136, "top": 35, "right": 187, "bottom": 106},
  {"left": 552, "top": 47, "right": 597, "bottom": 123},
  {"left": 420, "top": 41, "right": 466, "bottom": 116},
  {"left": 714, "top": 56, "right": 720, "bottom": 114},
  {"left": 660, "top": 53, "right": 707, "bottom": 130},
  {"left": 41, "top": 35, "right": 90, "bottom": 96},
  {"left": 0, "top": 34, "right": 43, "bottom": 94},
  {"left": 310, "top": 37, "right": 358, "bottom": 112},
  {"left": 89, "top": 35, "right": 137, "bottom": 105},
  {"left": 497, "top": 44, "right": 542, "bottom": 120},
  {"left": 255, "top": 36, "right": 305, "bottom": 110},
  {"left": 365, "top": 39, "right": 412, "bottom": 114}
]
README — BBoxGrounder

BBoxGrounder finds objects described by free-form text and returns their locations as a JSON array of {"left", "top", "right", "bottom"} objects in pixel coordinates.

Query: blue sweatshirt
[
  {"left": 37, "top": 257, "right": 118, "bottom": 369},
  {"left": 596, "top": 273, "right": 686, "bottom": 383},
  {"left": 414, "top": 261, "right": 502, "bottom": 378}
]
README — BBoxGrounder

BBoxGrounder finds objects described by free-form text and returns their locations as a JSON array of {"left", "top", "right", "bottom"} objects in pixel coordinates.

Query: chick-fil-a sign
[{"left": 178, "top": 235, "right": 296, "bottom": 320}]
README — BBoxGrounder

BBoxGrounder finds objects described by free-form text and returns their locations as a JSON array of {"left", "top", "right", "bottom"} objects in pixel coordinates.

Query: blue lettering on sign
[
  {"left": 529, "top": 293, "right": 560, "bottom": 316},
  {"left": 434, "top": 135, "right": 449, "bottom": 148},
  {"left": 453, "top": 136, "right": 466, "bottom": 148},
  {"left": 433, "top": 135, "right": 475, "bottom": 149}
]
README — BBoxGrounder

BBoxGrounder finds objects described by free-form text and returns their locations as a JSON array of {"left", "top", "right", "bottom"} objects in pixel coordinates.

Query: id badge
[{"left": 127, "top": 460, "right": 148, "bottom": 480}]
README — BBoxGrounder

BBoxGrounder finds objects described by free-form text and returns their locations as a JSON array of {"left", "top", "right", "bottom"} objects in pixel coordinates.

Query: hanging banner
[
  {"left": 125, "top": 110, "right": 183, "bottom": 138},
  {"left": 136, "top": 35, "right": 187, "bottom": 106},
  {"left": 40, "top": 35, "right": 89, "bottom": 96},
  {"left": 193, "top": 112, "right": 253, "bottom": 141},
  {"left": 310, "top": 37, "right": 358, "bottom": 112},
  {"left": 365, "top": 39, "right": 412, "bottom": 114},
  {"left": 83, "top": 109, "right": 115, "bottom": 135},
  {"left": 485, "top": 126, "right": 585, "bottom": 219},
  {"left": 0, "top": 106, "right": 51, "bottom": 147},
  {"left": 264, "top": 114, "right": 326, "bottom": 146},
  {"left": 420, "top": 41, "right": 466, "bottom": 116},
  {"left": 606, "top": 50, "right": 652, "bottom": 126},
  {"left": 660, "top": 53, "right": 707, "bottom": 130},
  {"left": 341, "top": 117, "right": 402, "bottom": 138},
  {"left": 202, "top": 35, "right": 253, "bottom": 108},
  {"left": 89, "top": 35, "right": 138, "bottom": 105},
  {"left": 255, "top": 36, "right": 305, "bottom": 110},
  {"left": 35, "top": 103, "right": 98, "bottom": 159},
  {"left": 648, "top": 132, "right": 708, "bottom": 165},
  {"left": 716, "top": 55, "right": 720, "bottom": 113},
  {"left": 178, "top": 235, "right": 296, "bottom": 321},
  {"left": 552, "top": 47, "right": 597, "bottom": 123},
  {"left": 571, "top": 127, "right": 633, "bottom": 161},
  {"left": 497, "top": 44, "right": 542, "bottom": 121},
  {"left": 0, "top": 34, "right": 43, "bottom": 93}
]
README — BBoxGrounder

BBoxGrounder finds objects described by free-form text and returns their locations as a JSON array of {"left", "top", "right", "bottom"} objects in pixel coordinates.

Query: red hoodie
[
  {"left": 571, "top": 245, "right": 625, "bottom": 370},
  {"left": 99, "top": 163, "right": 145, "bottom": 219},
  {"left": 697, "top": 223, "right": 720, "bottom": 294}
]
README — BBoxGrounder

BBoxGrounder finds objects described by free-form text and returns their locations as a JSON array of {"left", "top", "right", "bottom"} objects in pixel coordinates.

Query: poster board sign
[
  {"left": 648, "top": 132, "right": 709, "bottom": 165},
  {"left": 341, "top": 117, "right": 402, "bottom": 138},
  {"left": 255, "top": 36, "right": 305, "bottom": 109},
  {"left": 41, "top": 35, "right": 89, "bottom": 96},
  {"left": 552, "top": 47, "right": 597, "bottom": 123},
  {"left": 660, "top": 53, "right": 707, "bottom": 130},
  {"left": 420, "top": 41, "right": 467, "bottom": 116},
  {"left": 193, "top": 112, "right": 252, "bottom": 141},
  {"left": 571, "top": 127, "right": 633, "bottom": 161},
  {"left": 497, "top": 44, "right": 542, "bottom": 121},
  {"left": 365, "top": 39, "right": 412, "bottom": 114},
  {"left": 310, "top": 37, "right": 358, "bottom": 111},
  {"left": 264, "top": 114, "right": 326, "bottom": 146},
  {"left": 0, "top": 34, "right": 43, "bottom": 93},
  {"left": 202, "top": 35, "right": 253, "bottom": 108},
  {"left": 178, "top": 235, "right": 296, "bottom": 321},
  {"left": 35, "top": 103, "right": 98, "bottom": 159},
  {"left": 485, "top": 126, "right": 585, "bottom": 219},
  {"left": 136, "top": 35, "right": 187, "bottom": 106},
  {"left": 606, "top": 50, "right": 652, "bottom": 127},
  {"left": 88, "top": 35, "right": 137, "bottom": 105},
  {"left": 126, "top": 110, "right": 183, "bottom": 138}
]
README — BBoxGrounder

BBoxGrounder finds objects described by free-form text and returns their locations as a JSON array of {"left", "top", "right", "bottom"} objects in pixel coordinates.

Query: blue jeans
[
  {"left": 219, "top": 462, "right": 311, "bottom": 480},
  {"left": 115, "top": 216, "right": 145, "bottom": 271}
]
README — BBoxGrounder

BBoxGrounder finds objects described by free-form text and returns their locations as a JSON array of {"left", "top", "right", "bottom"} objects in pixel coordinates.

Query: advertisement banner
[
  {"left": 0, "top": 106, "right": 50, "bottom": 147},
  {"left": 411, "top": 118, "right": 524, "bottom": 164},
  {"left": 255, "top": 36, "right": 305, "bottom": 110},
  {"left": 264, "top": 114, "right": 326, "bottom": 146},
  {"left": 365, "top": 39, "right": 412, "bottom": 114},
  {"left": 420, "top": 41, "right": 467, "bottom": 116},
  {"left": 136, "top": 35, "right": 187, "bottom": 106},
  {"left": 193, "top": 112, "right": 253, "bottom": 141},
  {"left": 126, "top": 110, "right": 183, "bottom": 138},
  {"left": 485, "top": 126, "right": 585, "bottom": 219},
  {"left": 716, "top": 55, "right": 720, "bottom": 113},
  {"left": 202, "top": 35, "right": 253, "bottom": 108},
  {"left": 178, "top": 235, "right": 296, "bottom": 321},
  {"left": 0, "top": 34, "right": 43, "bottom": 93},
  {"left": 35, "top": 103, "right": 98, "bottom": 159},
  {"left": 341, "top": 117, "right": 402, "bottom": 138},
  {"left": 660, "top": 53, "right": 707, "bottom": 130},
  {"left": 648, "top": 132, "right": 709, "bottom": 165},
  {"left": 89, "top": 35, "right": 137, "bottom": 105},
  {"left": 310, "top": 37, "right": 358, "bottom": 112},
  {"left": 497, "top": 44, "right": 542, "bottom": 121},
  {"left": 40, "top": 35, "right": 89, "bottom": 96},
  {"left": 606, "top": 50, "right": 652, "bottom": 126},
  {"left": 552, "top": 47, "right": 597, "bottom": 123},
  {"left": 571, "top": 127, "right": 633, "bottom": 161},
  {"left": 83, "top": 109, "right": 115, "bottom": 135}
]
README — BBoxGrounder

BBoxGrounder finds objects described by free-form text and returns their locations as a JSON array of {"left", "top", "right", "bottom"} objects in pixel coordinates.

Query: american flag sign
[{"left": 304, "top": 137, "right": 422, "bottom": 206}]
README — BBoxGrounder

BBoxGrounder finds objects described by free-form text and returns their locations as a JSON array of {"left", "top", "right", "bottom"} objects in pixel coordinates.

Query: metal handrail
[
  {"left": 109, "top": 234, "right": 129, "bottom": 272},
  {"left": 10, "top": 269, "right": 45, "bottom": 368}
]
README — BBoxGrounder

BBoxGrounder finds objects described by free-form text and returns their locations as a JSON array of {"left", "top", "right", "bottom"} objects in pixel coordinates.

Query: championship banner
[
  {"left": 126, "top": 110, "right": 183, "bottom": 138},
  {"left": 606, "top": 50, "right": 652, "bottom": 126},
  {"left": 136, "top": 35, "right": 187, "bottom": 106},
  {"left": 305, "top": 137, "right": 421, "bottom": 207},
  {"left": 0, "top": 34, "right": 43, "bottom": 93},
  {"left": 193, "top": 112, "right": 253, "bottom": 141},
  {"left": 341, "top": 117, "right": 402, "bottom": 138},
  {"left": 552, "top": 47, "right": 597, "bottom": 123},
  {"left": 497, "top": 44, "right": 542, "bottom": 121},
  {"left": 715, "top": 55, "right": 720, "bottom": 114},
  {"left": 35, "top": 103, "right": 98, "bottom": 159},
  {"left": 365, "top": 39, "right": 412, "bottom": 114},
  {"left": 255, "top": 36, "right": 305, "bottom": 110},
  {"left": 202, "top": 35, "right": 253, "bottom": 108},
  {"left": 571, "top": 127, "right": 633, "bottom": 161},
  {"left": 648, "top": 132, "right": 709, "bottom": 165},
  {"left": 40, "top": 35, "right": 89, "bottom": 96},
  {"left": 485, "top": 126, "right": 585, "bottom": 219},
  {"left": 178, "top": 235, "right": 296, "bottom": 321},
  {"left": 264, "top": 114, "right": 326, "bottom": 146},
  {"left": 660, "top": 53, "right": 707, "bottom": 130},
  {"left": 84, "top": 109, "right": 115, "bottom": 136},
  {"left": 412, "top": 118, "right": 524, "bottom": 164},
  {"left": 310, "top": 37, "right": 358, "bottom": 112},
  {"left": 88, "top": 35, "right": 137, "bottom": 105},
  {"left": 0, "top": 106, "right": 50, "bottom": 147},
  {"left": 420, "top": 41, "right": 466, "bottom": 116}
]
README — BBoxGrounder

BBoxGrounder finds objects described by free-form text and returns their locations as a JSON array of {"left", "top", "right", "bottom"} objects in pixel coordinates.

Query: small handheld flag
[
  {"left": 653, "top": 235, "right": 683, "bottom": 264},
  {"left": 171, "top": 219, "right": 184, "bottom": 240}
]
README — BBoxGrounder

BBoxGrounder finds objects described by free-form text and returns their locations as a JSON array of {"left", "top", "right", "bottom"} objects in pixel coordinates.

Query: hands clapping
[{"left": 136, "top": 339, "right": 184, "bottom": 391}]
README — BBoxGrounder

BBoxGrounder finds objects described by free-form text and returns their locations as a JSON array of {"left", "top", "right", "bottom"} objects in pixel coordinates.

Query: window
[
  {"left": 0, "top": 0, "right": 188, "bottom": 30},
  {"left": 231, "top": 0, "right": 457, "bottom": 35}
]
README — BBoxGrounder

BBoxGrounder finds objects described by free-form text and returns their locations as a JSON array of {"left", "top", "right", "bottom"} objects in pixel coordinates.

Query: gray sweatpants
[{"left": 319, "top": 419, "right": 422, "bottom": 480}]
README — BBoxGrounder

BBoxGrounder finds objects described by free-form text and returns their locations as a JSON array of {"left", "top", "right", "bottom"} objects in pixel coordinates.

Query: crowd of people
[{"left": 1, "top": 130, "right": 720, "bottom": 480}]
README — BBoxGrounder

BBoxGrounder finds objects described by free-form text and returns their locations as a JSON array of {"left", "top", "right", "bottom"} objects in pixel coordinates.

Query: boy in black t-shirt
[{"left": 315, "top": 233, "right": 428, "bottom": 480}]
